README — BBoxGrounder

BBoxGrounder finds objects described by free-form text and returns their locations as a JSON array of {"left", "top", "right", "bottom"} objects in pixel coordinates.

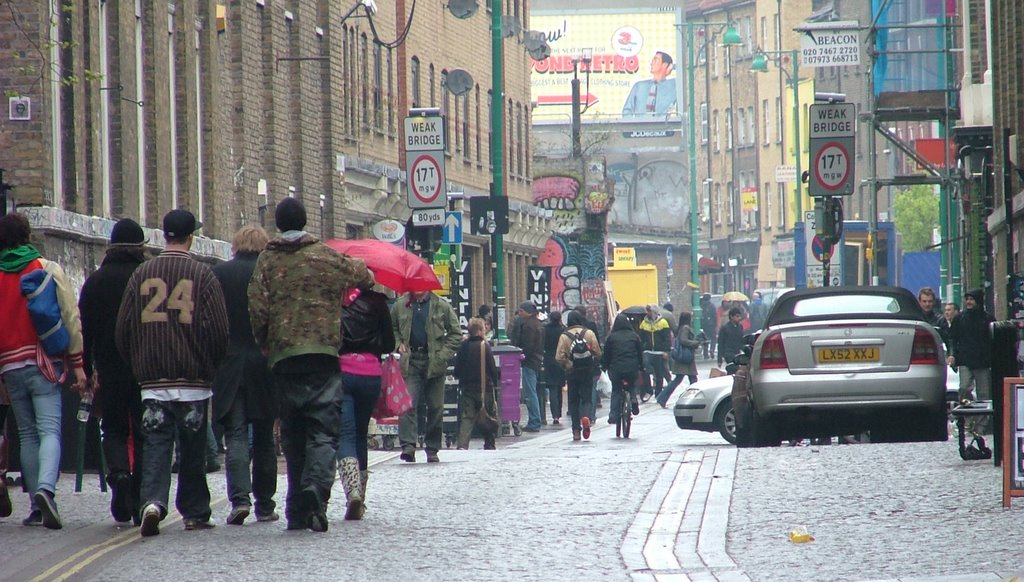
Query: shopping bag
[
  {"left": 596, "top": 371, "right": 612, "bottom": 398},
  {"left": 373, "top": 355, "right": 413, "bottom": 420}
]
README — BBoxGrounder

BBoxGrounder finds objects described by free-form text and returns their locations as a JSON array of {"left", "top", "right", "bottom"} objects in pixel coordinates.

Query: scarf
[{"left": 0, "top": 244, "right": 42, "bottom": 273}]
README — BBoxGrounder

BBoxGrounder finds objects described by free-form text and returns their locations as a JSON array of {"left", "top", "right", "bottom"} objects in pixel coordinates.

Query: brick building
[{"left": 0, "top": 0, "right": 545, "bottom": 311}]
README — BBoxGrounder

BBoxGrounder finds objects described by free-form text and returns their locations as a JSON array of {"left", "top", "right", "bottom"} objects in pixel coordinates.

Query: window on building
[
  {"left": 411, "top": 57, "right": 420, "bottom": 107},
  {"left": 727, "top": 181, "right": 734, "bottom": 224},
  {"left": 713, "top": 110, "right": 720, "bottom": 151},
  {"left": 712, "top": 42, "right": 719, "bottom": 77},
  {"left": 725, "top": 108, "right": 732, "bottom": 150},
  {"left": 361, "top": 34, "right": 369, "bottom": 127},
  {"left": 387, "top": 47, "right": 394, "bottom": 133},
  {"left": 760, "top": 16, "right": 767, "bottom": 51},
  {"left": 429, "top": 64, "right": 435, "bottom": 106},
  {"left": 700, "top": 102, "right": 708, "bottom": 144},
  {"left": 762, "top": 99, "right": 770, "bottom": 146},
  {"left": 764, "top": 181, "right": 772, "bottom": 228},
  {"left": 747, "top": 106, "right": 755, "bottom": 147},
  {"left": 775, "top": 96, "right": 782, "bottom": 143},
  {"left": 475, "top": 85, "right": 482, "bottom": 163},
  {"left": 714, "top": 183, "right": 722, "bottom": 225},
  {"left": 463, "top": 91, "right": 471, "bottom": 161},
  {"left": 702, "top": 179, "right": 711, "bottom": 221},
  {"left": 373, "top": 42, "right": 382, "bottom": 131},
  {"left": 745, "top": 17, "right": 753, "bottom": 55},
  {"left": 774, "top": 13, "right": 781, "bottom": 51},
  {"left": 441, "top": 70, "right": 450, "bottom": 154},
  {"left": 516, "top": 104, "right": 524, "bottom": 176},
  {"left": 737, "top": 108, "right": 746, "bottom": 146},
  {"left": 724, "top": 46, "right": 731, "bottom": 77},
  {"left": 777, "top": 182, "right": 785, "bottom": 227}
]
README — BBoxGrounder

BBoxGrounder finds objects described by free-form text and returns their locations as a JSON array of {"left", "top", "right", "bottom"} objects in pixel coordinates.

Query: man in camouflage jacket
[
  {"left": 391, "top": 291, "right": 462, "bottom": 463},
  {"left": 248, "top": 198, "right": 371, "bottom": 533}
]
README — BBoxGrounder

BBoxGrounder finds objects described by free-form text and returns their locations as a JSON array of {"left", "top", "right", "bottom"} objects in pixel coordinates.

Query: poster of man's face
[{"left": 621, "top": 50, "right": 677, "bottom": 117}]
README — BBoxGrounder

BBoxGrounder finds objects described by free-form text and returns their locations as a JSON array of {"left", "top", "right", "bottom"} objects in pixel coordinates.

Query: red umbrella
[{"left": 324, "top": 239, "right": 442, "bottom": 294}]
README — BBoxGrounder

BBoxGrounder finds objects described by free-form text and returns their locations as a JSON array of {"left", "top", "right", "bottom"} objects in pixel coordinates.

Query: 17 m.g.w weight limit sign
[
  {"left": 409, "top": 154, "right": 443, "bottom": 207},
  {"left": 808, "top": 102, "right": 856, "bottom": 197},
  {"left": 813, "top": 142, "right": 850, "bottom": 193}
]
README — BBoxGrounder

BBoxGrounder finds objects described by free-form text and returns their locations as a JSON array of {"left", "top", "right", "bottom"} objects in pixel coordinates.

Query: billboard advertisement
[{"left": 530, "top": 11, "right": 683, "bottom": 121}]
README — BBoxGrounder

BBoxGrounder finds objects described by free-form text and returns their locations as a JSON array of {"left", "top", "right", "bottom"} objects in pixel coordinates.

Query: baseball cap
[{"left": 162, "top": 209, "right": 202, "bottom": 239}]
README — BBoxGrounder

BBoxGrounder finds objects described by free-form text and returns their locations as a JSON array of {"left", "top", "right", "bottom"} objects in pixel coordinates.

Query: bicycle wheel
[{"left": 622, "top": 391, "right": 632, "bottom": 438}]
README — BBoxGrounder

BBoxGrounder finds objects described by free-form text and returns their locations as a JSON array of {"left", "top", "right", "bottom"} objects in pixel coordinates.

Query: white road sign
[
  {"left": 412, "top": 207, "right": 444, "bottom": 226},
  {"left": 799, "top": 21, "right": 860, "bottom": 68},
  {"left": 808, "top": 102, "right": 856, "bottom": 197},
  {"left": 804, "top": 211, "right": 842, "bottom": 288},
  {"left": 405, "top": 113, "right": 447, "bottom": 209}
]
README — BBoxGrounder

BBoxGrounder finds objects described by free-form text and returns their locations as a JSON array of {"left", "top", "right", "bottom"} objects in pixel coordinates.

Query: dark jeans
[
  {"left": 98, "top": 376, "right": 144, "bottom": 516},
  {"left": 336, "top": 373, "right": 381, "bottom": 470},
  {"left": 642, "top": 352, "right": 670, "bottom": 395},
  {"left": 544, "top": 380, "right": 564, "bottom": 420},
  {"left": 657, "top": 373, "right": 698, "bottom": 407},
  {"left": 608, "top": 371, "right": 638, "bottom": 422},
  {"left": 274, "top": 370, "right": 343, "bottom": 525},
  {"left": 566, "top": 371, "right": 593, "bottom": 431},
  {"left": 223, "top": 394, "right": 277, "bottom": 515},
  {"left": 139, "top": 399, "right": 212, "bottom": 522}
]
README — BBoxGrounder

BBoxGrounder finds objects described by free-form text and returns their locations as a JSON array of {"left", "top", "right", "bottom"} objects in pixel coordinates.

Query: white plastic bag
[{"left": 596, "top": 371, "right": 612, "bottom": 398}]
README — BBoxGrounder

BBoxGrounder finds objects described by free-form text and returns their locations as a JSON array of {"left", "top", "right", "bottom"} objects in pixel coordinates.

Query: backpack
[
  {"left": 563, "top": 330, "right": 595, "bottom": 371},
  {"left": 20, "top": 267, "right": 70, "bottom": 356},
  {"left": 671, "top": 331, "right": 694, "bottom": 365}
]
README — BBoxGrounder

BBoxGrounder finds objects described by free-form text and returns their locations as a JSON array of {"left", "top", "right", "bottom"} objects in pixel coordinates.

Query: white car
[{"left": 673, "top": 374, "right": 737, "bottom": 444}]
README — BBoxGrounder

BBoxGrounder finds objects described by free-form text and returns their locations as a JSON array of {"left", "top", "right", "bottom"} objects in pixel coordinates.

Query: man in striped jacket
[{"left": 115, "top": 209, "right": 229, "bottom": 537}]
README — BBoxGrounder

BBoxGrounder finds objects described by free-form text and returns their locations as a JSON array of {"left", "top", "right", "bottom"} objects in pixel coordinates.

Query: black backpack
[{"left": 563, "top": 330, "right": 595, "bottom": 370}]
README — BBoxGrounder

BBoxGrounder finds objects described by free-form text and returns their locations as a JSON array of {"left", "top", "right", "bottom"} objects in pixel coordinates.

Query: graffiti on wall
[
  {"left": 607, "top": 159, "right": 687, "bottom": 230},
  {"left": 533, "top": 175, "right": 585, "bottom": 234},
  {"left": 537, "top": 234, "right": 606, "bottom": 314}
]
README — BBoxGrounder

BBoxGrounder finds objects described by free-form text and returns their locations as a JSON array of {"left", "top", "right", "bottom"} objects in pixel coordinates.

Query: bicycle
[{"left": 615, "top": 377, "right": 636, "bottom": 438}]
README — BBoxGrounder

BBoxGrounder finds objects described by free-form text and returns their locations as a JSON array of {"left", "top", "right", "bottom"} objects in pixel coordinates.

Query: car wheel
[
  {"left": 912, "top": 408, "right": 950, "bottom": 442},
  {"left": 713, "top": 398, "right": 737, "bottom": 445}
]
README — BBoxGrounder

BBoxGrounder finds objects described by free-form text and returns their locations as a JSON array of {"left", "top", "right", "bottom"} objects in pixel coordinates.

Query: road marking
[{"left": 623, "top": 448, "right": 746, "bottom": 581}]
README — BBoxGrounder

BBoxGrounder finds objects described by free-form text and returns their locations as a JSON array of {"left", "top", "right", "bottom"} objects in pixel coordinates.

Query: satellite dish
[
  {"left": 526, "top": 41, "right": 551, "bottom": 61},
  {"left": 447, "top": 0, "right": 478, "bottom": 19},
  {"left": 502, "top": 17, "right": 521, "bottom": 39},
  {"left": 523, "top": 30, "right": 545, "bottom": 50},
  {"left": 445, "top": 69, "right": 474, "bottom": 96}
]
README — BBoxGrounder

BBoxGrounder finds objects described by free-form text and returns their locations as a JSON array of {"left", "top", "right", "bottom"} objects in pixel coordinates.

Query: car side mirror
[{"left": 733, "top": 353, "right": 750, "bottom": 366}]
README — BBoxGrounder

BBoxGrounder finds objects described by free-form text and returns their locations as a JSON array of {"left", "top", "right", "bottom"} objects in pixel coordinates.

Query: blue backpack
[
  {"left": 671, "top": 333, "right": 694, "bottom": 365},
  {"left": 20, "top": 268, "right": 70, "bottom": 355}
]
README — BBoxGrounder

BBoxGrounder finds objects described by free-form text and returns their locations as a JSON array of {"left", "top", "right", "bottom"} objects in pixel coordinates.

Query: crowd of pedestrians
[{"left": 0, "top": 198, "right": 772, "bottom": 537}]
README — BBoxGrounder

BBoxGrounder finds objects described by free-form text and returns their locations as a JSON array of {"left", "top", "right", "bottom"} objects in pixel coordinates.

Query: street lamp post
[
  {"left": 684, "top": 21, "right": 742, "bottom": 335},
  {"left": 489, "top": 0, "right": 507, "bottom": 340},
  {"left": 750, "top": 48, "right": 803, "bottom": 219}
]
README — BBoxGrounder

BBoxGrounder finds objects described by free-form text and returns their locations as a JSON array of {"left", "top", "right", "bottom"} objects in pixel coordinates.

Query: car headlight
[{"left": 681, "top": 388, "right": 705, "bottom": 400}]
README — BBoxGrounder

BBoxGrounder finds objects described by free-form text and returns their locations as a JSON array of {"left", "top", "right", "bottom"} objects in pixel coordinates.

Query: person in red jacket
[{"left": 0, "top": 213, "right": 87, "bottom": 530}]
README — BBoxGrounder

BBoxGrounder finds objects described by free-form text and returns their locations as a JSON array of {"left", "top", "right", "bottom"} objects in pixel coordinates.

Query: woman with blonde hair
[{"left": 453, "top": 317, "right": 498, "bottom": 449}]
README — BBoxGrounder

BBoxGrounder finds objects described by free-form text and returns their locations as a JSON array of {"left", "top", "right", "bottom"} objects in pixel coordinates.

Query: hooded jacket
[
  {"left": 248, "top": 233, "right": 372, "bottom": 370},
  {"left": 601, "top": 314, "right": 643, "bottom": 377},
  {"left": 79, "top": 246, "right": 146, "bottom": 384}
]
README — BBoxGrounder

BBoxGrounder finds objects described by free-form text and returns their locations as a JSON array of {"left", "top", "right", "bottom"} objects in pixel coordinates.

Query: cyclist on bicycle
[{"left": 601, "top": 314, "right": 645, "bottom": 425}]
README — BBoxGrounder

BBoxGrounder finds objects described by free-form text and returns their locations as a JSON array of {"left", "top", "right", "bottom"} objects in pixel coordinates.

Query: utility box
[{"left": 607, "top": 264, "right": 659, "bottom": 308}]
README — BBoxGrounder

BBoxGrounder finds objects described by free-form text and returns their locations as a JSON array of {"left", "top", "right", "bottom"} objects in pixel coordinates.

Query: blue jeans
[
  {"left": 336, "top": 373, "right": 381, "bottom": 470},
  {"left": 223, "top": 395, "right": 277, "bottom": 515},
  {"left": 3, "top": 365, "right": 63, "bottom": 510},
  {"left": 140, "top": 399, "right": 212, "bottom": 522},
  {"left": 521, "top": 367, "right": 541, "bottom": 430}
]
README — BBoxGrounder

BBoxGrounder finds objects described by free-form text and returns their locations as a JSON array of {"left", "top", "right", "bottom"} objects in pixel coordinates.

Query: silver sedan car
[
  {"left": 744, "top": 286, "right": 948, "bottom": 446},
  {"left": 673, "top": 374, "right": 737, "bottom": 443}
]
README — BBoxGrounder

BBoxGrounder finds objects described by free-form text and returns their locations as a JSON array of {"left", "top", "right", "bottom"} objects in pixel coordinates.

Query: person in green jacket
[{"left": 391, "top": 290, "right": 462, "bottom": 463}]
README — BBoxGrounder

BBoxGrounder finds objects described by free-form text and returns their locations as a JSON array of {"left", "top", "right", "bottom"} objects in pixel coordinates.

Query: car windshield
[{"left": 792, "top": 294, "right": 902, "bottom": 317}]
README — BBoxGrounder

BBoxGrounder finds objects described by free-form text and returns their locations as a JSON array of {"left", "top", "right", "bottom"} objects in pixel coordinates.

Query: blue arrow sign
[{"left": 443, "top": 211, "right": 463, "bottom": 245}]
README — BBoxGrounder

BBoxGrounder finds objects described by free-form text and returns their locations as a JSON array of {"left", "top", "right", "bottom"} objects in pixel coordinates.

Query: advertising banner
[{"left": 530, "top": 11, "right": 682, "bottom": 121}]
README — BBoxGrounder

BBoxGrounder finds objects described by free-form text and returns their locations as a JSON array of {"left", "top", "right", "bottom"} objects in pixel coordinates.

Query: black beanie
[
  {"left": 110, "top": 218, "right": 145, "bottom": 245},
  {"left": 275, "top": 197, "right": 307, "bottom": 232}
]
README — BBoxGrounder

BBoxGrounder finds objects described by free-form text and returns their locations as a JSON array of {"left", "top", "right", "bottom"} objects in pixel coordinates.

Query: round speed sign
[
  {"left": 410, "top": 154, "right": 443, "bottom": 205},
  {"left": 813, "top": 142, "right": 851, "bottom": 192}
]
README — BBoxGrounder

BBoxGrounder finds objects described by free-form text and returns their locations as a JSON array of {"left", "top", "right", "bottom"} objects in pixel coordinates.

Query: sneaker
[
  {"left": 581, "top": 417, "right": 591, "bottom": 440},
  {"left": 523, "top": 426, "right": 540, "bottom": 433},
  {"left": 399, "top": 450, "right": 416, "bottom": 463},
  {"left": 184, "top": 518, "right": 215, "bottom": 531},
  {"left": 631, "top": 401, "right": 640, "bottom": 415},
  {"left": 607, "top": 417, "right": 617, "bottom": 425},
  {"left": 108, "top": 472, "right": 132, "bottom": 523},
  {"left": 22, "top": 509, "right": 42, "bottom": 526},
  {"left": 34, "top": 490, "right": 62, "bottom": 530},
  {"left": 140, "top": 504, "right": 161, "bottom": 537},
  {"left": 302, "top": 489, "right": 328, "bottom": 533},
  {"left": 425, "top": 450, "right": 440, "bottom": 463},
  {"left": 285, "top": 519, "right": 306, "bottom": 531},
  {"left": 226, "top": 505, "right": 250, "bottom": 525},
  {"left": 572, "top": 429, "right": 582, "bottom": 441},
  {"left": 552, "top": 418, "right": 560, "bottom": 425},
  {"left": 255, "top": 511, "right": 280, "bottom": 523}
]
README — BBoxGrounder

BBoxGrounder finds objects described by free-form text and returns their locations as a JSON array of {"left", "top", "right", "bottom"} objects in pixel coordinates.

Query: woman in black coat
[
  {"left": 601, "top": 314, "right": 644, "bottom": 425},
  {"left": 453, "top": 318, "right": 498, "bottom": 450},
  {"left": 542, "top": 311, "right": 566, "bottom": 425}
]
